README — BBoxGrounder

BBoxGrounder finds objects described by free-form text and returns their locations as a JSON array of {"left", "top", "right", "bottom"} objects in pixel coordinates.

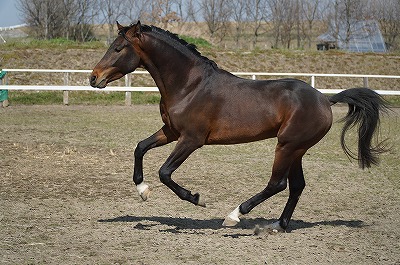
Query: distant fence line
[
  {"left": 1, "top": 68, "right": 399, "bottom": 105},
  {"left": 0, "top": 24, "right": 28, "bottom": 31}
]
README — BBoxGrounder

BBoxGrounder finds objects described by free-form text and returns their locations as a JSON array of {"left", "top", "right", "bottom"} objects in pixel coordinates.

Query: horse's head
[{"left": 90, "top": 21, "right": 142, "bottom": 88}]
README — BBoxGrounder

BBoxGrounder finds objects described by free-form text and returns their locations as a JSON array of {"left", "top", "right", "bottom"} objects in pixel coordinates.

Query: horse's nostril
[{"left": 90, "top": 75, "right": 97, "bottom": 85}]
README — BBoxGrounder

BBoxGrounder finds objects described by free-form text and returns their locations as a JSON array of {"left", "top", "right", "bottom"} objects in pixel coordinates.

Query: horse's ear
[
  {"left": 124, "top": 20, "right": 142, "bottom": 40},
  {"left": 134, "top": 20, "right": 142, "bottom": 37},
  {"left": 116, "top": 21, "right": 123, "bottom": 31}
]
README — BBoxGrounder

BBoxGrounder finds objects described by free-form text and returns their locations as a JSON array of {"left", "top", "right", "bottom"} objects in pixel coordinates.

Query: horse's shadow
[{"left": 98, "top": 215, "right": 366, "bottom": 236}]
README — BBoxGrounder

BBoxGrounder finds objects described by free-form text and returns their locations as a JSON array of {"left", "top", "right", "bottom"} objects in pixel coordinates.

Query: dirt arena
[{"left": 0, "top": 105, "right": 399, "bottom": 264}]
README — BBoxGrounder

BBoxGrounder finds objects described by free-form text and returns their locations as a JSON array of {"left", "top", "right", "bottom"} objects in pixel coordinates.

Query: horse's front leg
[
  {"left": 133, "top": 126, "right": 177, "bottom": 200},
  {"left": 158, "top": 136, "right": 206, "bottom": 207}
]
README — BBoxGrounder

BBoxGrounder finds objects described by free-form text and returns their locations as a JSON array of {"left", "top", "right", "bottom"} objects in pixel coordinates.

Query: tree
[
  {"left": 176, "top": 0, "right": 199, "bottom": 23},
  {"left": 125, "top": 0, "right": 150, "bottom": 23},
  {"left": 17, "top": 0, "right": 62, "bottom": 39},
  {"left": 373, "top": 0, "right": 400, "bottom": 50},
  {"left": 73, "top": 0, "right": 97, "bottom": 41},
  {"left": 139, "top": 0, "right": 180, "bottom": 28},
  {"left": 280, "top": 0, "right": 297, "bottom": 49},
  {"left": 301, "top": 0, "right": 327, "bottom": 49},
  {"left": 246, "top": 0, "right": 267, "bottom": 49},
  {"left": 60, "top": 0, "right": 77, "bottom": 40},
  {"left": 200, "top": 0, "right": 231, "bottom": 41},
  {"left": 267, "top": 0, "right": 297, "bottom": 49},
  {"left": 98, "top": 0, "right": 126, "bottom": 44},
  {"left": 17, "top": 0, "right": 96, "bottom": 41},
  {"left": 229, "top": 0, "right": 247, "bottom": 47}
]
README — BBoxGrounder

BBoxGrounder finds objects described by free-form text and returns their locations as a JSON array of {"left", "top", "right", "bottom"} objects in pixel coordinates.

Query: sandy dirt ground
[{"left": 0, "top": 105, "right": 399, "bottom": 264}]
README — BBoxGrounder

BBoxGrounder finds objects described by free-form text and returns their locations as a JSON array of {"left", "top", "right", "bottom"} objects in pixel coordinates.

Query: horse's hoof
[
  {"left": 222, "top": 216, "right": 239, "bottom": 227},
  {"left": 197, "top": 195, "right": 206, "bottom": 207},
  {"left": 137, "top": 183, "right": 150, "bottom": 201},
  {"left": 254, "top": 221, "right": 285, "bottom": 235},
  {"left": 140, "top": 187, "right": 150, "bottom": 201},
  {"left": 222, "top": 206, "right": 241, "bottom": 227},
  {"left": 265, "top": 221, "right": 285, "bottom": 232},
  {"left": 223, "top": 208, "right": 241, "bottom": 227}
]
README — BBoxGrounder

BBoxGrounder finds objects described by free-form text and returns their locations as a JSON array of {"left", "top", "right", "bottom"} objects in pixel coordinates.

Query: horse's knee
[
  {"left": 267, "top": 179, "right": 287, "bottom": 193},
  {"left": 134, "top": 141, "right": 146, "bottom": 158}
]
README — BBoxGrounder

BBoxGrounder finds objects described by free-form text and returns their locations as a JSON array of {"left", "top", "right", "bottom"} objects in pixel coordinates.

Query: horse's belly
[{"left": 205, "top": 120, "right": 279, "bottom": 145}]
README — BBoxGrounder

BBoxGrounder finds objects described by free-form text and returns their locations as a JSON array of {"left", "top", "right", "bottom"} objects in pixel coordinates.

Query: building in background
[{"left": 317, "top": 20, "right": 387, "bottom": 53}]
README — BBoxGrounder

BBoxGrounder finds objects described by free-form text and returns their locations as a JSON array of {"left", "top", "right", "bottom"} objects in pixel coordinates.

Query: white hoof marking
[
  {"left": 136, "top": 183, "right": 150, "bottom": 201},
  {"left": 222, "top": 206, "right": 241, "bottom": 227}
]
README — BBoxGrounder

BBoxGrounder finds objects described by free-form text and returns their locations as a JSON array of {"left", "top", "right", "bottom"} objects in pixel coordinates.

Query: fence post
[
  {"left": 125, "top": 91, "right": 132, "bottom": 106},
  {"left": 311, "top": 75, "right": 315, "bottom": 88},
  {"left": 363, "top": 77, "right": 369, "bottom": 88},
  {"left": 63, "top": 72, "right": 69, "bottom": 105},
  {"left": 125, "top": 74, "right": 131, "bottom": 106},
  {"left": 63, "top": 72, "right": 69, "bottom": 85}
]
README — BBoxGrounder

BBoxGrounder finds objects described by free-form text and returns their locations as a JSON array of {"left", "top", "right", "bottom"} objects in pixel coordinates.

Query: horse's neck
[{"left": 141, "top": 35, "right": 203, "bottom": 100}]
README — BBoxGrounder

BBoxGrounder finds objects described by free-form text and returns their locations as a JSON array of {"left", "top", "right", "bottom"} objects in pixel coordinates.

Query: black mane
[{"left": 124, "top": 23, "right": 217, "bottom": 67}]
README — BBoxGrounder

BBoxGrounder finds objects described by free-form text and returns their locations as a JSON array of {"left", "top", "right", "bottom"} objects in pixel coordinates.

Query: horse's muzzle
[
  {"left": 89, "top": 74, "right": 107, "bottom": 88},
  {"left": 89, "top": 74, "right": 97, "bottom": 87}
]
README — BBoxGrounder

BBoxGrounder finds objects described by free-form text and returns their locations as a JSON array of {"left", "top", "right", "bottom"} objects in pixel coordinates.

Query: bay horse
[{"left": 90, "top": 21, "right": 388, "bottom": 231}]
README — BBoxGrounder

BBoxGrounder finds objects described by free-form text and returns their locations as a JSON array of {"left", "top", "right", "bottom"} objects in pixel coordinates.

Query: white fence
[
  {"left": 0, "top": 24, "right": 28, "bottom": 31},
  {"left": 1, "top": 68, "right": 400, "bottom": 105}
]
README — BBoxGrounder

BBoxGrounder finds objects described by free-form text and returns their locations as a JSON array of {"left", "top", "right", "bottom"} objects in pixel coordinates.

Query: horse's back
[{"left": 219, "top": 76, "right": 331, "bottom": 118}]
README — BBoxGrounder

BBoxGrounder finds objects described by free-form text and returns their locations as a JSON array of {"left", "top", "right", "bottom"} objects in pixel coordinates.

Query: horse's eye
[{"left": 115, "top": 44, "right": 124, "bottom": 52}]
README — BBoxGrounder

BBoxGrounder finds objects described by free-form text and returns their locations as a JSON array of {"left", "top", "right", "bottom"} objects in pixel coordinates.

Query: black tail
[{"left": 329, "top": 88, "right": 389, "bottom": 169}]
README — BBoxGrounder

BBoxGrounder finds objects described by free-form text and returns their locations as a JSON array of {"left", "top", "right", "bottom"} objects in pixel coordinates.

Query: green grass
[
  {"left": 3, "top": 36, "right": 210, "bottom": 50},
  {"left": 68, "top": 91, "right": 161, "bottom": 105},
  {"left": 8, "top": 91, "right": 63, "bottom": 105},
  {"left": 2, "top": 38, "right": 106, "bottom": 49},
  {"left": 180, "top": 35, "right": 212, "bottom": 48},
  {"left": 69, "top": 91, "right": 125, "bottom": 105},
  {"left": 7, "top": 90, "right": 161, "bottom": 105},
  {"left": 384, "top": 96, "right": 400, "bottom": 107}
]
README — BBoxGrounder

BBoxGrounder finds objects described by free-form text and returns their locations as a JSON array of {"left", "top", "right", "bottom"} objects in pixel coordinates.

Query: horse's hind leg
[
  {"left": 223, "top": 143, "right": 303, "bottom": 227},
  {"left": 269, "top": 157, "right": 305, "bottom": 231},
  {"left": 133, "top": 125, "right": 177, "bottom": 200}
]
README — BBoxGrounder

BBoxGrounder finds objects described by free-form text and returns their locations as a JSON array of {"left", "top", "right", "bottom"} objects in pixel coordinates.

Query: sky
[{"left": 0, "top": 0, "right": 24, "bottom": 27}]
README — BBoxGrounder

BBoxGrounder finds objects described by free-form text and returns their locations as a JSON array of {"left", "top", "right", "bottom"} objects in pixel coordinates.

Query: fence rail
[{"left": 1, "top": 68, "right": 399, "bottom": 105}]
